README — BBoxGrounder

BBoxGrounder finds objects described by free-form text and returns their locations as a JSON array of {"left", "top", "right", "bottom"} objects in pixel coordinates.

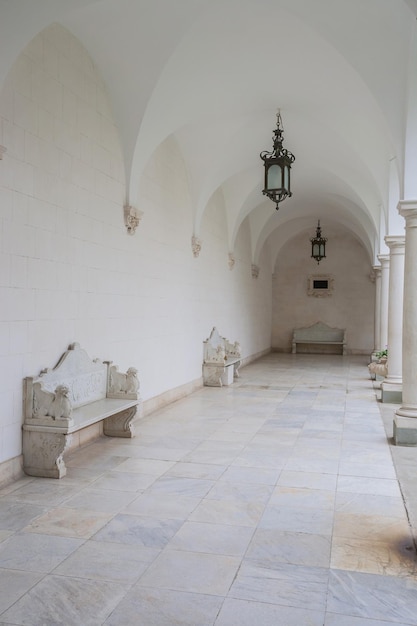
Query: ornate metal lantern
[
  {"left": 260, "top": 110, "right": 295, "bottom": 210},
  {"left": 310, "top": 220, "right": 327, "bottom": 264}
]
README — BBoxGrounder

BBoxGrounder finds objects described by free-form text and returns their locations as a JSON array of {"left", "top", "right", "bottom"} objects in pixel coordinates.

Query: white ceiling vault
[{"left": 2, "top": 0, "right": 417, "bottom": 268}]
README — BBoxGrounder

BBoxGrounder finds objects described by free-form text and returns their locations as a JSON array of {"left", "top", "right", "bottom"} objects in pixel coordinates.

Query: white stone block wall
[{"left": 0, "top": 24, "right": 272, "bottom": 469}]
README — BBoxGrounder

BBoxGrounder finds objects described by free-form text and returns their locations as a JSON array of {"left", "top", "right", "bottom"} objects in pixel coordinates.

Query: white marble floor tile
[
  {"left": 247, "top": 528, "right": 332, "bottom": 568},
  {"left": 325, "top": 614, "right": 413, "bottom": 626},
  {"left": 104, "top": 587, "right": 223, "bottom": 626},
  {"left": 259, "top": 504, "right": 334, "bottom": 535},
  {"left": 278, "top": 470, "right": 337, "bottom": 490},
  {"left": 92, "top": 513, "right": 183, "bottom": 548},
  {"left": 170, "top": 520, "right": 254, "bottom": 556},
  {"left": 54, "top": 539, "right": 158, "bottom": 582},
  {"left": 189, "top": 498, "right": 265, "bottom": 527},
  {"left": 91, "top": 470, "right": 157, "bottom": 492},
  {"left": 0, "top": 532, "right": 82, "bottom": 572},
  {"left": 0, "top": 569, "right": 44, "bottom": 614},
  {"left": 123, "top": 492, "right": 201, "bottom": 519},
  {"left": 270, "top": 485, "right": 335, "bottom": 510},
  {"left": 229, "top": 559, "right": 328, "bottom": 611},
  {"left": 23, "top": 506, "right": 112, "bottom": 539},
  {"left": 0, "top": 501, "right": 47, "bottom": 531},
  {"left": 335, "top": 492, "right": 407, "bottom": 518},
  {"left": 327, "top": 569, "right": 417, "bottom": 623},
  {"left": 1, "top": 575, "right": 127, "bottom": 626},
  {"left": 113, "top": 457, "right": 176, "bottom": 475},
  {"left": 206, "top": 480, "right": 274, "bottom": 504},
  {"left": 337, "top": 475, "right": 402, "bottom": 497},
  {"left": 214, "top": 597, "right": 325, "bottom": 626},
  {"left": 165, "top": 461, "right": 227, "bottom": 480},
  {"left": 137, "top": 549, "right": 241, "bottom": 596},
  {"left": 62, "top": 487, "right": 138, "bottom": 513},
  {"left": 219, "top": 465, "right": 281, "bottom": 485},
  {"left": 145, "top": 475, "right": 215, "bottom": 498}
]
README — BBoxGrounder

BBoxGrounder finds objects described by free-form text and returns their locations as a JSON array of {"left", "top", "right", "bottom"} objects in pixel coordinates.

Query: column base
[
  {"left": 393, "top": 413, "right": 417, "bottom": 445},
  {"left": 381, "top": 380, "right": 402, "bottom": 404}
]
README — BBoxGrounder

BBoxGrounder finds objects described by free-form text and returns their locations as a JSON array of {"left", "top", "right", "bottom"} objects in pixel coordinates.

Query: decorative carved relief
[
  {"left": 251, "top": 264, "right": 259, "bottom": 279},
  {"left": 0, "top": 145, "right": 6, "bottom": 160},
  {"left": 108, "top": 365, "right": 140, "bottom": 398},
  {"left": 228, "top": 253, "right": 235, "bottom": 270},
  {"left": 33, "top": 383, "right": 72, "bottom": 420},
  {"left": 192, "top": 235, "right": 202, "bottom": 257},
  {"left": 23, "top": 429, "right": 72, "bottom": 478},
  {"left": 124, "top": 205, "right": 143, "bottom": 234}
]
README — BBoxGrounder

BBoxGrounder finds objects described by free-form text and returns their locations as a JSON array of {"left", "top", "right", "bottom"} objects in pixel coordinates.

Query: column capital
[
  {"left": 384, "top": 235, "right": 405, "bottom": 252},
  {"left": 377, "top": 254, "right": 390, "bottom": 266},
  {"left": 372, "top": 264, "right": 382, "bottom": 275},
  {"left": 397, "top": 199, "right": 417, "bottom": 224}
]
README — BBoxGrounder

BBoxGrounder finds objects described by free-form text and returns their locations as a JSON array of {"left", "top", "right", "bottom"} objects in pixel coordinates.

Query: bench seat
[{"left": 24, "top": 397, "right": 138, "bottom": 434}]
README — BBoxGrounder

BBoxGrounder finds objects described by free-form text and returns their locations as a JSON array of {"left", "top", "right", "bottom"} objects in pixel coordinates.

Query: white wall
[
  {"left": 0, "top": 24, "right": 272, "bottom": 474},
  {"left": 272, "top": 228, "right": 375, "bottom": 354}
]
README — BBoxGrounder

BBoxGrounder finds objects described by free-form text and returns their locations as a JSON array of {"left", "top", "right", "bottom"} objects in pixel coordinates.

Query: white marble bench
[
  {"left": 22, "top": 342, "right": 141, "bottom": 478},
  {"left": 292, "top": 322, "right": 347, "bottom": 355},
  {"left": 203, "top": 327, "right": 241, "bottom": 386}
]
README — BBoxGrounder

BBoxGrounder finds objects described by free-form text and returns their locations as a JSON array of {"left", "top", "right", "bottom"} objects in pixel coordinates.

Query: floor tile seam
[
  {"left": 45, "top": 562, "right": 151, "bottom": 591},
  {"left": 224, "top": 585, "right": 329, "bottom": 615}
]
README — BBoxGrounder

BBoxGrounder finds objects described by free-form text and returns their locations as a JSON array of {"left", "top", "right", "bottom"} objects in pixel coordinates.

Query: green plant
[{"left": 375, "top": 349, "right": 388, "bottom": 359}]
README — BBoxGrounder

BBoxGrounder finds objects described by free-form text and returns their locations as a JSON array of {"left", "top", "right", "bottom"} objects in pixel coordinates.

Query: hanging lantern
[
  {"left": 260, "top": 110, "right": 295, "bottom": 210},
  {"left": 310, "top": 220, "right": 327, "bottom": 264}
]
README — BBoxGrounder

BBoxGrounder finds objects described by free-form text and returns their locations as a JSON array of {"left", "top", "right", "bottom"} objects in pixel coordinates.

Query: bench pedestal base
[
  {"left": 22, "top": 428, "right": 72, "bottom": 479},
  {"left": 103, "top": 406, "right": 137, "bottom": 437},
  {"left": 203, "top": 360, "right": 240, "bottom": 387}
]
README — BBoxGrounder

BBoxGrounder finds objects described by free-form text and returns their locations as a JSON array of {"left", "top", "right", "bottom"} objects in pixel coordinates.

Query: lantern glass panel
[
  {"left": 284, "top": 165, "right": 289, "bottom": 190},
  {"left": 267, "top": 164, "right": 281, "bottom": 190}
]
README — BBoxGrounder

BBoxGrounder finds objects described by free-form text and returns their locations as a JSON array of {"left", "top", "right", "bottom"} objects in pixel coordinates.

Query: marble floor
[{"left": 0, "top": 353, "right": 417, "bottom": 625}]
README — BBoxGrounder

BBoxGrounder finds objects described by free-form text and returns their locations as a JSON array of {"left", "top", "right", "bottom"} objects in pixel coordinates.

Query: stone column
[
  {"left": 394, "top": 201, "right": 417, "bottom": 444},
  {"left": 377, "top": 254, "right": 390, "bottom": 355},
  {"left": 381, "top": 236, "right": 405, "bottom": 403},
  {"left": 372, "top": 265, "right": 382, "bottom": 356}
]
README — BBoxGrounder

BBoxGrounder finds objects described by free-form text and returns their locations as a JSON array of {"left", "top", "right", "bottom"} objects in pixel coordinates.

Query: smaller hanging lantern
[{"left": 310, "top": 220, "right": 327, "bottom": 264}]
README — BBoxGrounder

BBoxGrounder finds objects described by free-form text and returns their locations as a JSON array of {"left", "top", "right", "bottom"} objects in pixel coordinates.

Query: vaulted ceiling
[{"left": 2, "top": 0, "right": 415, "bottom": 268}]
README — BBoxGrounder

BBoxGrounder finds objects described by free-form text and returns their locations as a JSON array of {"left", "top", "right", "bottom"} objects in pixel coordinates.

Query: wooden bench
[
  {"left": 292, "top": 322, "right": 347, "bottom": 355},
  {"left": 22, "top": 342, "right": 141, "bottom": 478},
  {"left": 203, "top": 327, "right": 241, "bottom": 386}
]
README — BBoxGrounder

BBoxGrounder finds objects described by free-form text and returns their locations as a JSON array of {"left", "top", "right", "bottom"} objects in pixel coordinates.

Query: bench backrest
[
  {"left": 25, "top": 343, "right": 107, "bottom": 419},
  {"left": 293, "top": 322, "right": 345, "bottom": 342},
  {"left": 203, "top": 327, "right": 242, "bottom": 364},
  {"left": 203, "top": 327, "right": 226, "bottom": 363}
]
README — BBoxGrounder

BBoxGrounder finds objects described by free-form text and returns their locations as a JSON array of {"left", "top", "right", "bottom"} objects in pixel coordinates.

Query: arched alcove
[{"left": 272, "top": 226, "right": 375, "bottom": 354}]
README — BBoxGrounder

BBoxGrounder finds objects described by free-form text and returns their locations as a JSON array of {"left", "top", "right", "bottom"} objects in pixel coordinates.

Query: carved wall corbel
[
  {"left": 124, "top": 205, "right": 143, "bottom": 235},
  {"left": 251, "top": 264, "right": 259, "bottom": 278},
  {"left": 228, "top": 253, "right": 235, "bottom": 270},
  {"left": 192, "top": 235, "right": 202, "bottom": 257},
  {"left": 0, "top": 145, "right": 6, "bottom": 160}
]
